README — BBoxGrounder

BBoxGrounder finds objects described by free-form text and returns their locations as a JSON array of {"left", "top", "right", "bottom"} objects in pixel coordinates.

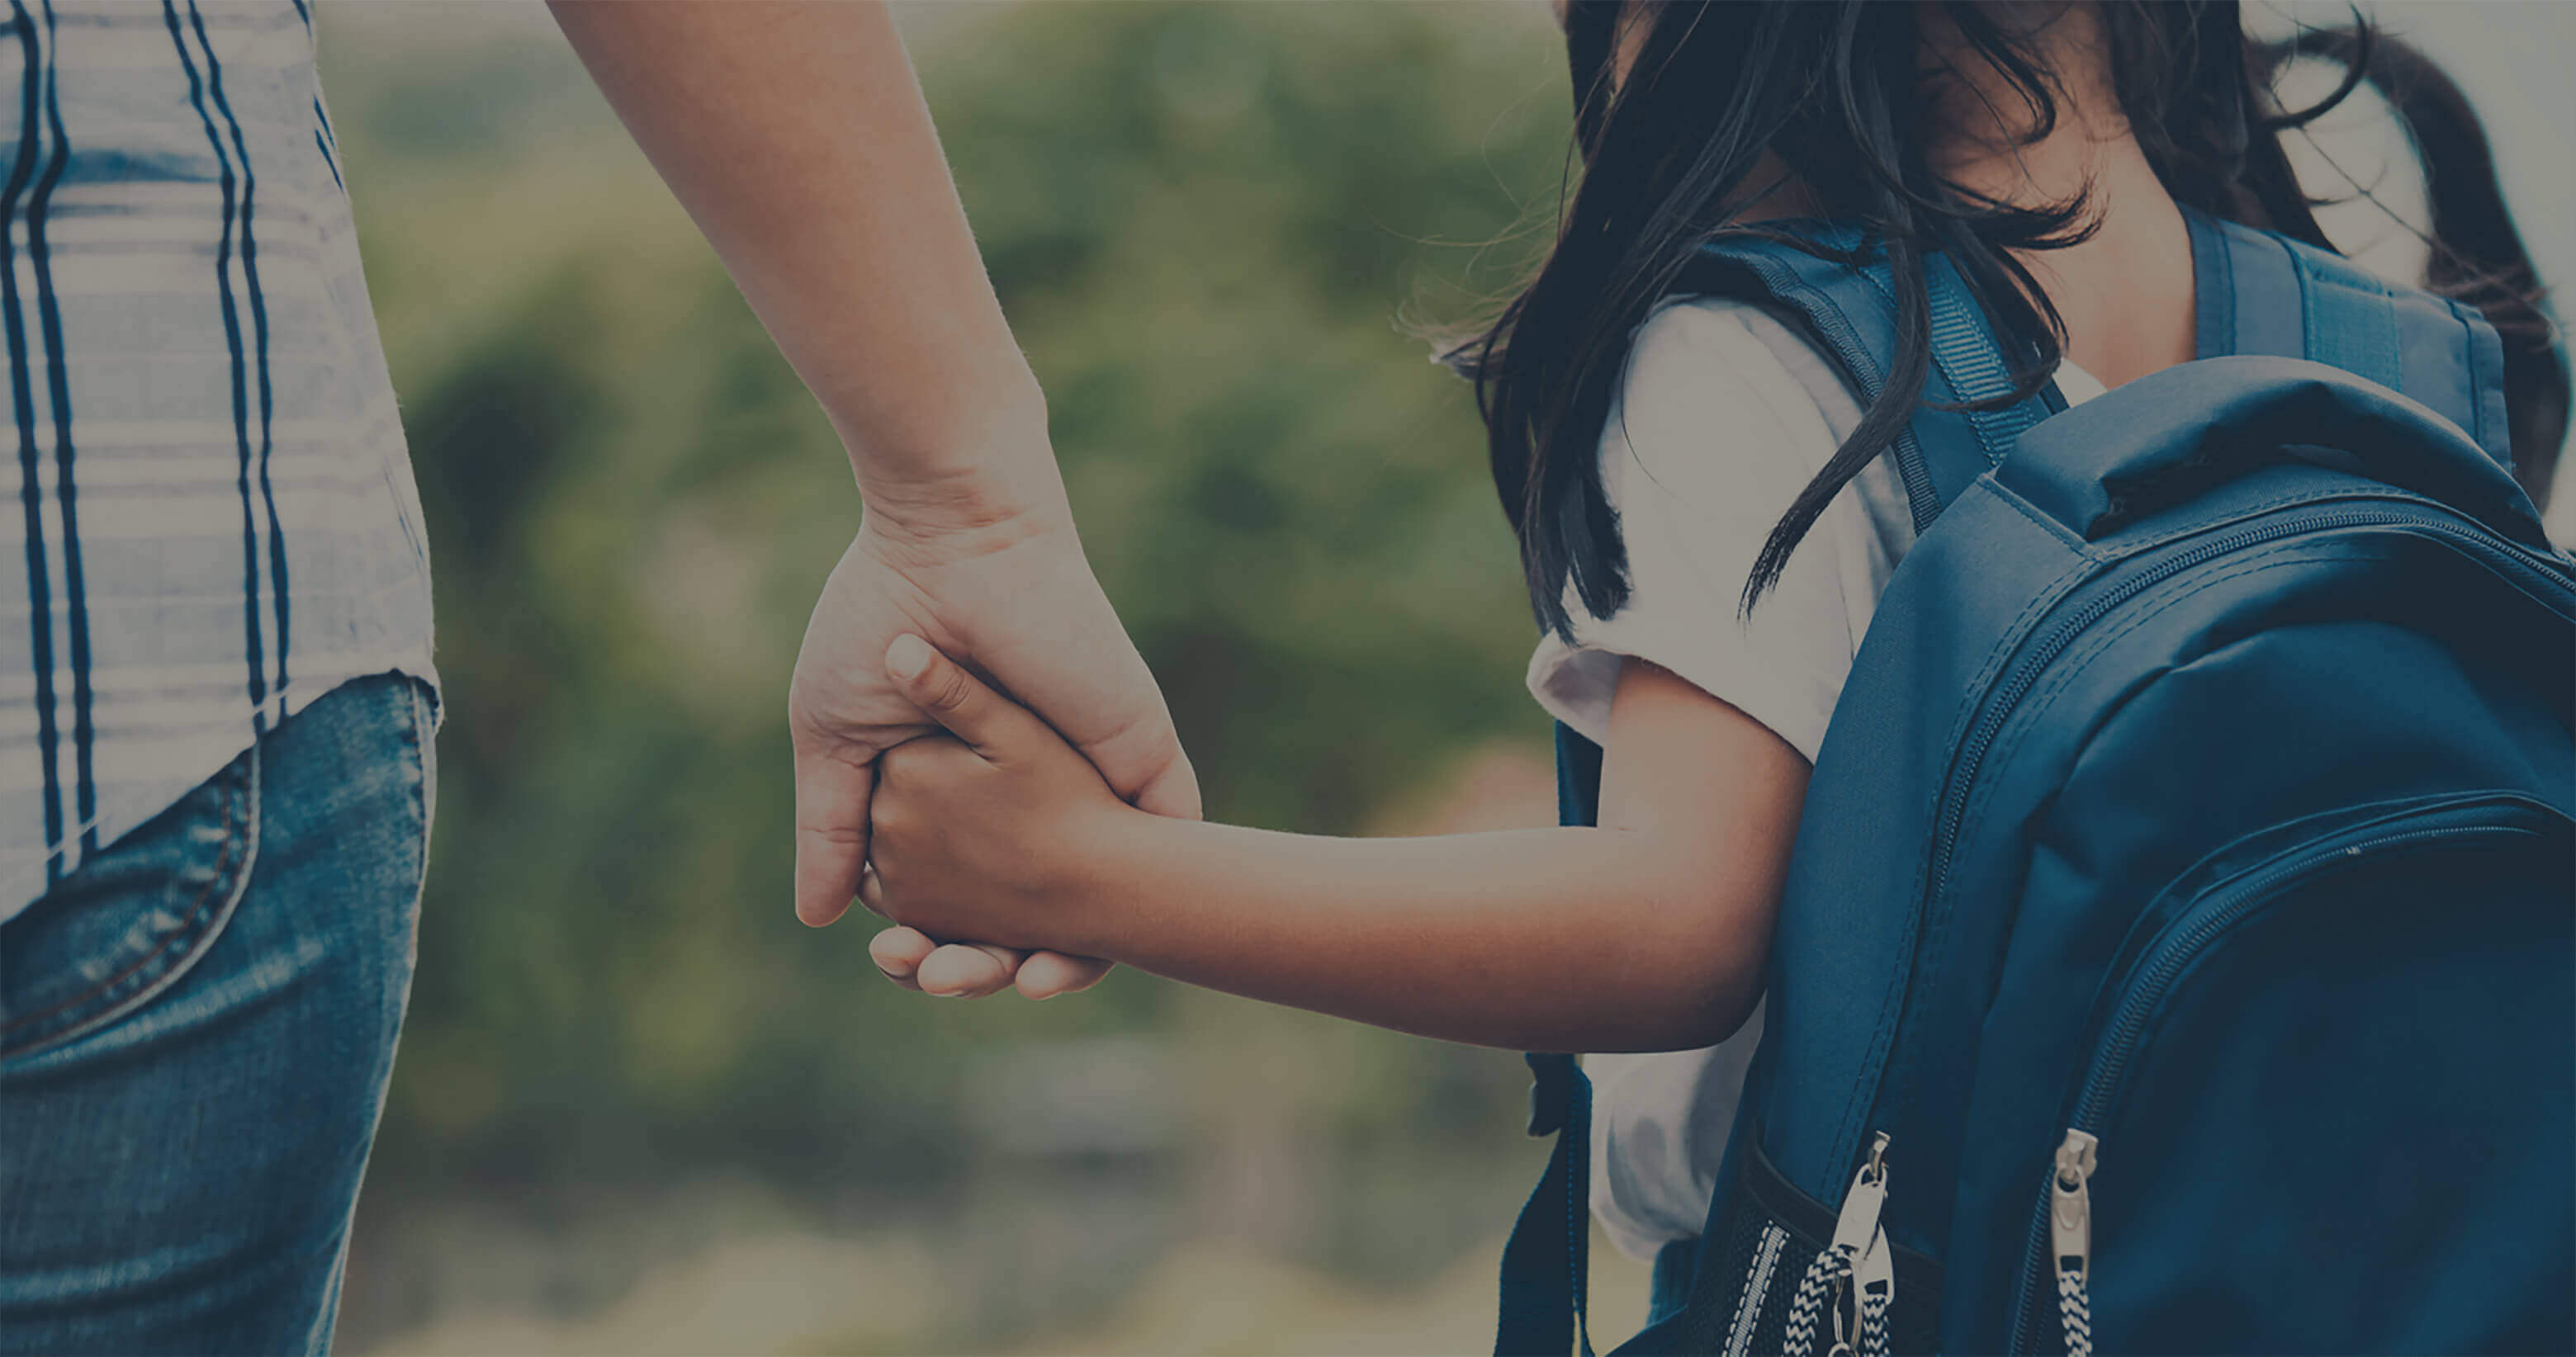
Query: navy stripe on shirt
[
  {"left": 190, "top": 0, "right": 288, "bottom": 730},
  {"left": 3, "top": 2, "right": 64, "bottom": 875},
  {"left": 163, "top": 0, "right": 269, "bottom": 737},
  {"left": 311, "top": 94, "right": 340, "bottom": 193},
  {"left": 31, "top": 0, "right": 95, "bottom": 854},
  {"left": 0, "top": 0, "right": 439, "bottom": 923}
]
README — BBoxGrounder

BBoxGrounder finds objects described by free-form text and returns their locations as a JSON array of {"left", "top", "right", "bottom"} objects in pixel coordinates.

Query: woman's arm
[
  {"left": 549, "top": 0, "right": 1041, "bottom": 499},
  {"left": 866, "top": 638, "right": 1807, "bottom": 1052},
  {"left": 549, "top": 3, "right": 1196, "bottom": 1000}
]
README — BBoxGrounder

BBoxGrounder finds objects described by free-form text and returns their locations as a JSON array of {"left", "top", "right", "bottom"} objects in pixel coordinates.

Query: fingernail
[{"left": 885, "top": 635, "right": 932, "bottom": 681}]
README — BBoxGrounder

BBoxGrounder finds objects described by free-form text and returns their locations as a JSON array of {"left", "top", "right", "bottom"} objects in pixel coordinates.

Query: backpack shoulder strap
[
  {"left": 2186, "top": 210, "right": 2514, "bottom": 470},
  {"left": 1496, "top": 724, "right": 1603, "bottom": 1357},
  {"left": 1683, "top": 230, "right": 2061, "bottom": 531},
  {"left": 1693, "top": 217, "right": 2521, "bottom": 520},
  {"left": 1497, "top": 239, "right": 2050, "bottom": 1346}
]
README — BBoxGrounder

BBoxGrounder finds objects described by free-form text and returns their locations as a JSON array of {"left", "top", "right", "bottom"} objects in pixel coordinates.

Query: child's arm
[{"left": 865, "top": 636, "right": 1807, "bottom": 1052}]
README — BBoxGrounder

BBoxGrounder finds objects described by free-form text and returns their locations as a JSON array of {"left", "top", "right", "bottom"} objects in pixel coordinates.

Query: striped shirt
[{"left": 0, "top": 0, "right": 434, "bottom": 924}]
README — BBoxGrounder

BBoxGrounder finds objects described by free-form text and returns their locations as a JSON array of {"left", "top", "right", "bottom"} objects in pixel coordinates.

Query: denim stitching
[
  {"left": 400, "top": 676, "right": 433, "bottom": 950},
  {"left": 0, "top": 750, "right": 258, "bottom": 1054}
]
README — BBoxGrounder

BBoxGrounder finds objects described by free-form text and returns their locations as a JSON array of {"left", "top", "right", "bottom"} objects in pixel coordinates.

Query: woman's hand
[
  {"left": 547, "top": 2, "right": 1196, "bottom": 997},
  {"left": 859, "top": 636, "right": 1137, "bottom": 956},
  {"left": 788, "top": 485, "right": 1197, "bottom": 999}
]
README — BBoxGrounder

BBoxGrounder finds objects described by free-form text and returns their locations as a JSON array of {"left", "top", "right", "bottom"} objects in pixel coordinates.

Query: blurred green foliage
[
  {"left": 305, "top": 4, "right": 2576, "bottom": 1347},
  {"left": 941, "top": 2, "right": 1570, "bottom": 834},
  {"left": 321, "top": 0, "right": 1581, "bottom": 1317}
]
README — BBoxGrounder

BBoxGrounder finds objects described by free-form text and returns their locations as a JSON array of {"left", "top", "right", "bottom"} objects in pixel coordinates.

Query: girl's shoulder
[
  {"left": 1608, "top": 294, "right": 1878, "bottom": 499},
  {"left": 1607, "top": 291, "right": 2105, "bottom": 536},
  {"left": 1527, "top": 295, "right": 1921, "bottom": 762}
]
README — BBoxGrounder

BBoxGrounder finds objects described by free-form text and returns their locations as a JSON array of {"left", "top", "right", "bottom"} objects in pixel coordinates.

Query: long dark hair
[{"left": 1468, "top": 1, "right": 2565, "bottom": 636}]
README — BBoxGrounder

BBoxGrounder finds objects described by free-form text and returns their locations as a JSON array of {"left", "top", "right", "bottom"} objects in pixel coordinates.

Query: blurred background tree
[
  {"left": 315, "top": 2, "right": 2572, "bottom": 1351},
  {"left": 324, "top": 3, "right": 1625, "bottom": 1351}
]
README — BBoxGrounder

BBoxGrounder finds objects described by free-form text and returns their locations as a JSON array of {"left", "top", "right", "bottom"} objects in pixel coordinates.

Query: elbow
[
  {"left": 1582, "top": 839, "right": 1780, "bottom": 1052},
  {"left": 1612, "top": 885, "right": 1771, "bottom": 1052},
  {"left": 1590, "top": 959, "right": 1761, "bottom": 1053},
  {"left": 1660, "top": 982, "right": 1763, "bottom": 1052}
]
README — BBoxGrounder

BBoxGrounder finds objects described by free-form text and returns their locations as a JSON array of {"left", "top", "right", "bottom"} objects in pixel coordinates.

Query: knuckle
[
  {"left": 927, "top": 665, "right": 974, "bottom": 712},
  {"left": 877, "top": 740, "right": 915, "bottom": 780},
  {"left": 878, "top": 735, "right": 936, "bottom": 783},
  {"left": 797, "top": 818, "right": 867, "bottom": 847}
]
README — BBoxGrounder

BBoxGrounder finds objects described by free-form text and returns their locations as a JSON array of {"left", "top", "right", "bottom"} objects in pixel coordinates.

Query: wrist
[
  {"left": 1050, "top": 801, "right": 1167, "bottom": 961},
  {"left": 841, "top": 371, "right": 1063, "bottom": 531}
]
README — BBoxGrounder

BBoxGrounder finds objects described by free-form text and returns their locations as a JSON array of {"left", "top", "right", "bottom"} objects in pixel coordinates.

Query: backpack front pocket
[{"left": 2004, "top": 793, "right": 2574, "bottom": 1355}]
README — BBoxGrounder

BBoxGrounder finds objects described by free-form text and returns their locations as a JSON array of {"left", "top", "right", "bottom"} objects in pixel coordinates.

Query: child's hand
[{"left": 861, "top": 636, "right": 1137, "bottom": 958}]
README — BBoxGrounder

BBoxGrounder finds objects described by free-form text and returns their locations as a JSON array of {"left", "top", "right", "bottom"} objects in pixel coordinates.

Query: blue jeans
[{"left": 0, "top": 674, "right": 435, "bottom": 1355}]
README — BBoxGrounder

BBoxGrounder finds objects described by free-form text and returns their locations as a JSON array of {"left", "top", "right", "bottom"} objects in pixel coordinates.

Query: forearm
[
  {"left": 551, "top": 1, "right": 1054, "bottom": 513},
  {"left": 1064, "top": 816, "right": 1769, "bottom": 1052}
]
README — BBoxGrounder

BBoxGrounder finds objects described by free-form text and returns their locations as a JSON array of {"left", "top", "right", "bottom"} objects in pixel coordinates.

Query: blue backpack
[{"left": 1497, "top": 210, "right": 2575, "bottom": 1356}]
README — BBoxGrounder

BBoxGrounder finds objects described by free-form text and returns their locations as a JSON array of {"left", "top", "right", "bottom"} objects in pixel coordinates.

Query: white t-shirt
[{"left": 1525, "top": 297, "right": 2105, "bottom": 1260}]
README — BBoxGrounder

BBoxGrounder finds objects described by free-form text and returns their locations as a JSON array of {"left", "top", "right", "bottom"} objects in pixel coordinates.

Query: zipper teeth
[
  {"left": 1723, "top": 1223, "right": 1791, "bottom": 1357},
  {"left": 1930, "top": 508, "right": 2569, "bottom": 905},
  {"left": 1906, "top": 505, "right": 2458, "bottom": 1149},
  {"left": 1933, "top": 508, "right": 2399, "bottom": 891},
  {"left": 1919, "top": 507, "right": 2573, "bottom": 1128},
  {"left": 2001, "top": 816, "right": 2532, "bottom": 1353},
  {"left": 2067, "top": 820, "right": 2516, "bottom": 1132}
]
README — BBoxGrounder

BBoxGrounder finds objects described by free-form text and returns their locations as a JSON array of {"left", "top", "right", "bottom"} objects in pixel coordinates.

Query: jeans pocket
[{"left": 0, "top": 745, "right": 260, "bottom": 1061}]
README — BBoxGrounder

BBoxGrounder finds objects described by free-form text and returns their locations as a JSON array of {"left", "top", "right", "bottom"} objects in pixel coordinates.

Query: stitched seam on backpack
[
  {"left": 1950, "top": 542, "right": 2371, "bottom": 866},
  {"left": 1978, "top": 477, "right": 2099, "bottom": 556},
  {"left": 1915, "top": 545, "right": 2357, "bottom": 1137},
  {"left": 2101, "top": 485, "right": 2440, "bottom": 558},
  {"left": 2446, "top": 297, "right": 2489, "bottom": 456},
  {"left": 2067, "top": 820, "right": 2532, "bottom": 1142},
  {"left": 1849, "top": 485, "right": 2097, "bottom": 1168}
]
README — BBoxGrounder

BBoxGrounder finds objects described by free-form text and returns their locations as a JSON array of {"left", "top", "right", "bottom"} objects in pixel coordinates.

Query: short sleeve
[
  {"left": 1524, "top": 299, "right": 1904, "bottom": 764},
  {"left": 1539, "top": 300, "right": 2105, "bottom": 1262}
]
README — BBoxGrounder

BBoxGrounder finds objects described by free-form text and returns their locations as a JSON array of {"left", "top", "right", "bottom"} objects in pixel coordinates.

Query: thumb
[
  {"left": 792, "top": 741, "right": 874, "bottom": 928},
  {"left": 1125, "top": 747, "right": 1203, "bottom": 821},
  {"left": 885, "top": 635, "right": 1049, "bottom": 758}
]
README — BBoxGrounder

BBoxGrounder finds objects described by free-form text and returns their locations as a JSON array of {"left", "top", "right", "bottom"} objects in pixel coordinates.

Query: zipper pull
[
  {"left": 2050, "top": 1128, "right": 2098, "bottom": 1280},
  {"left": 2051, "top": 1129, "right": 2100, "bottom": 1357},
  {"left": 1790, "top": 1133, "right": 1894, "bottom": 1357},
  {"left": 1830, "top": 1130, "right": 1893, "bottom": 1255},
  {"left": 1853, "top": 1211, "right": 1896, "bottom": 1357}
]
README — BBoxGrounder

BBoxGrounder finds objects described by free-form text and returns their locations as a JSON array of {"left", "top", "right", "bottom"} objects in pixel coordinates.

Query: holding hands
[
  {"left": 785, "top": 482, "right": 1199, "bottom": 999},
  {"left": 858, "top": 635, "right": 1139, "bottom": 958},
  {"left": 550, "top": 1, "right": 1200, "bottom": 1000}
]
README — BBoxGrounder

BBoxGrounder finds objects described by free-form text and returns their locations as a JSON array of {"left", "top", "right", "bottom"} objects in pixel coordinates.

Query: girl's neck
[
  {"left": 1922, "top": 1, "right": 2196, "bottom": 386},
  {"left": 1733, "top": 2, "right": 2199, "bottom": 387}
]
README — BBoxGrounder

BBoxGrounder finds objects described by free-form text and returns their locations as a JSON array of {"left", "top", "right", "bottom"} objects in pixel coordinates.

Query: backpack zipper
[
  {"left": 1929, "top": 504, "right": 2566, "bottom": 917},
  {"left": 1787, "top": 1131, "right": 1896, "bottom": 1357},
  {"left": 2048, "top": 1129, "right": 2099, "bottom": 1357},
  {"left": 1892, "top": 500, "right": 2573, "bottom": 1137},
  {"left": 2001, "top": 810, "right": 2552, "bottom": 1353}
]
